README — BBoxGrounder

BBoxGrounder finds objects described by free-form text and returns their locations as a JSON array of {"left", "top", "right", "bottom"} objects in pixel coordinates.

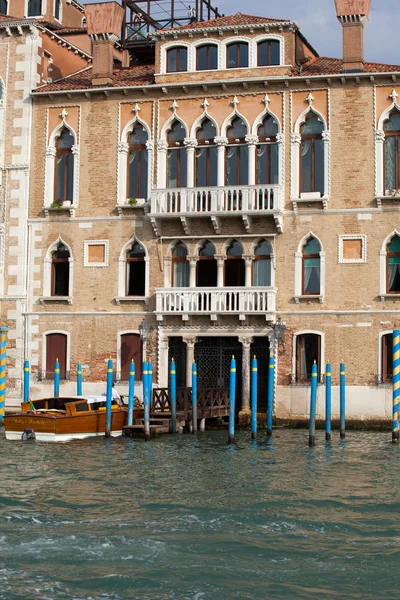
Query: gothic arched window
[
  {"left": 172, "top": 242, "right": 189, "bottom": 287},
  {"left": 384, "top": 110, "right": 400, "bottom": 191},
  {"left": 302, "top": 237, "right": 321, "bottom": 295},
  {"left": 167, "top": 120, "right": 187, "bottom": 188},
  {"left": 225, "top": 240, "right": 245, "bottom": 287},
  {"left": 257, "top": 114, "right": 279, "bottom": 185},
  {"left": 52, "top": 243, "right": 70, "bottom": 296},
  {"left": 55, "top": 128, "right": 74, "bottom": 202},
  {"left": 127, "top": 124, "right": 148, "bottom": 200},
  {"left": 300, "top": 115, "right": 324, "bottom": 196},
  {"left": 126, "top": 241, "right": 146, "bottom": 296},
  {"left": 196, "top": 240, "right": 217, "bottom": 287},
  {"left": 195, "top": 118, "right": 217, "bottom": 187},
  {"left": 253, "top": 239, "right": 272, "bottom": 286},
  {"left": 387, "top": 234, "right": 400, "bottom": 293},
  {"left": 226, "top": 117, "right": 248, "bottom": 186}
]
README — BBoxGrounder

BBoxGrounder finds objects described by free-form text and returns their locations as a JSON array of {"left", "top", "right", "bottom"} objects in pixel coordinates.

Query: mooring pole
[
  {"left": 23, "top": 358, "right": 30, "bottom": 405},
  {"left": 309, "top": 361, "right": 318, "bottom": 447},
  {"left": 105, "top": 358, "right": 113, "bottom": 438},
  {"left": 54, "top": 358, "right": 60, "bottom": 398},
  {"left": 149, "top": 361, "right": 153, "bottom": 413},
  {"left": 228, "top": 355, "right": 236, "bottom": 444},
  {"left": 340, "top": 361, "right": 346, "bottom": 440},
  {"left": 127, "top": 359, "right": 135, "bottom": 427},
  {"left": 325, "top": 361, "right": 331, "bottom": 441},
  {"left": 267, "top": 353, "right": 274, "bottom": 437},
  {"left": 0, "top": 326, "right": 8, "bottom": 421},
  {"left": 143, "top": 361, "right": 150, "bottom": 441},
  {"left": 77, "top": 362, "right": 82, "bottom": 397},
  {"left": 392, "top": 330, "right": 400, "bottom": 444},
  {"left": 251, "top": 355, "right": 258, "bottom": 440},
  {"left": 170, "top": 358, "right": 177, "bottom": 433},
  {"left": 192, "top": 361, "right": 197, "bottom": 433}
]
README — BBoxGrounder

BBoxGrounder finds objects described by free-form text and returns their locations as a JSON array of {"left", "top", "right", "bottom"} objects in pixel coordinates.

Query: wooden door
[
  {"left": 46, "top": 333, "right": 67, "bottom": 379},
  {"left": 121, "top": 333, "right": 142, "bottom": 381}
]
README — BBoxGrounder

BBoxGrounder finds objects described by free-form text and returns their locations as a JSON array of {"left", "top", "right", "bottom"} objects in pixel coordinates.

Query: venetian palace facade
[{"left": 1, "top": 0, "right": 399, "bottom": 421}]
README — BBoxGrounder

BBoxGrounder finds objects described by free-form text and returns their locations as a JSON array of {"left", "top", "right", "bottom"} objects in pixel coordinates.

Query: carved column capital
[
  {"left": 245, "top": 135, "right": 259, "bottom": 146},
  {"left": 321, "top": 130, "right": 330, "bottom": 142},
  {"left": 157, "top": 140, "right": 168, "bottom": 152},
  {"left": 71, "top": 144, "right": 80, "bottom": 156},
  {"left": 214, "top": 136, "right": 228, "bottom": 147},
  {"left": 118, "top": 141, "right": 129, "bottom": 154},
  {"left": 46, "top": 146, "right": 56, "bottom": 158},
  {"left": 276, "top": 133, "right": 284, "bottom": 144},
  {"left": 184, "top": 137, "right": 198, "bottom": 149},
  {"left": 375, "top": 130, "right": 385, "bottom": 143}
]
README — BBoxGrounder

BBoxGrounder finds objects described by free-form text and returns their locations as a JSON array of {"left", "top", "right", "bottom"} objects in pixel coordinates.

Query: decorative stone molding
[{"left": 338, "top": 234, "right": 367, "bottom": 264}]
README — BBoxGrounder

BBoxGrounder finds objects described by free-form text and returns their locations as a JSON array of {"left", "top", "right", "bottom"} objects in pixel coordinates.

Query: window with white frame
[
  {"left": 166, "top": 46, "right": 188, "bottom": 72},
  {"left": 196, "top": 44, "right": 218, "bottom": 70},
  {"left": 257, "top": 114, "right": 279, "bottom": 185},
  {"left": 0, "top": 0, "right": 7, "bottom": 14},
  {"left": 384, "top": 109, "right": 400, "bottom": 193},
  {"left": 84, "top": 240, "right": 108, "bottom": 267},
  {"left": 257, "top": 40, "right": 280, "bottom": 66},
  {"left": 54, "top": 0, "right": 61, "bottom": 20},
  {"left": 295, "top": 233, "right": 325, "bottom": 301},
  {"left": 379, "top": 231, "right": 400, "bottom": 299},
  {"left": 338, "top": 235, "right": 366, "bottom": 264},
  {"left": 253, "top": 239, "right": 272, "bottom": 286},
  {"left": 117, "top": 237, "right": 149, "bottom": 299},
  {"left": 380, "top": 332, "right": 393, "bottom": 383},
  {"left": 295, "top": 333, "right": 321, "bottom": 382},
  {"left": 195, "top": 118, "right": 218, "bottom": 188},
  {"left": 226, "top": 117, "right": 248, "bottom": 186},
  {"left": 226, "top": 42, "right": 249, "bottom": 69},
  {"left": 43, "top": 237, "right": 73, "bottom": 299},
  {"left": 45, "top": 121, "right": 79, "bottom": 208},
  {"left": 27, "top": 0, "right": 42, "bottom": 16},
  {"left": 167, "top": 120, "right": 187, "bottom": 188},
  {"left": 172, "top": 241, "right": 189, "bottom": 287}
]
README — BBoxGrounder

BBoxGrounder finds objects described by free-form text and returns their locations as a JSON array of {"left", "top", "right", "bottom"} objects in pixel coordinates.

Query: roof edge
[{"left": 152, "top": 20, "right": 297, "bottom": 38}]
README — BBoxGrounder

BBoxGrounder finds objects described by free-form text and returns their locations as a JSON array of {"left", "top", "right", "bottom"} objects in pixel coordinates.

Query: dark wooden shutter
[
  {"left": 121, "top": 334, "right": 142, "bottom": 381},
  {"left": 46, "top": 333, "right": 67, "bottom": 379}
]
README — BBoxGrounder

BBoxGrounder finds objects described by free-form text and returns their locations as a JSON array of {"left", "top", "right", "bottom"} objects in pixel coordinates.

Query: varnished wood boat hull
[{"left": 4, "top": 410, "right": 128, "bottom": 442}]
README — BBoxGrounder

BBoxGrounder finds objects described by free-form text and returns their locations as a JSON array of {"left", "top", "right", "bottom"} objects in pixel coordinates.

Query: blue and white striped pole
[
  {"left": 325, "top": 361, "right": 331, "bottom": 441},
  {"left": 170, "top": 358, "right": 177, "bottom": 433},
  {"left": 393, "top": 330, "right": 400, "bottom": 443},
  {"left": 192, "top": 361, "right": 197, "bottom": 433},
  {"left": 143, "top": 361, "right": 150, "bottom": 441},
  {"left": 267, "top": 353, "right": 274, "bottom": 436},
  {"left": 77, "top": 362, "right": 82, "bottom": 397},
  {"left": 340, "top": 361, "right": 346, "bottom": 440},
  {"left": 251, "top": 356, "right": 258, "bottom": 439},
  {"left": 54, "top": 358, "right": 60, "bottom": 398},
  {"left": 309, "top": 361, "right": 318, "bottom": 447},
  {"left": 23, "top": 358, "right": 30, "bottom": 405},
  {"left": 105, "top": 358, "right": 113, "bottom": 438},
  {"left": 228, "top": 355, "right": 236, "bottom": 444},
  {"left": 127, "top": 360, "right": 135, "bottom": 427},
  {"left": 0, "top": 326, "right": 7, "bottom": 421}
]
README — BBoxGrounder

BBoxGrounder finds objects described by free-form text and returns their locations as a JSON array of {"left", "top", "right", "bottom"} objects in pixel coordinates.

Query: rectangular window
[
  {"left": 296, "top": 334, "right": 321, "bottom": 382},
  {"left": 84, "top": 241, "right": 109, "bottom": 267},
  {"left": 338, "top": 235, "right": 366, "bottom": 264},
  {"left": 382, "top": 333, "right": 393, "bottom": 383},
  {"left": 303, "top": 257, "right": 320, "bottom": 294}
]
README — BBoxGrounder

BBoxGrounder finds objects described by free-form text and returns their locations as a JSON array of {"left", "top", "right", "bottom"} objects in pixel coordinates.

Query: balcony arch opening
[
  {"left": 225, "top": 239, "right": 245, "bottom": 287},
  {"left": 196, "top": 240, "right": 217, "bottom": 287}
]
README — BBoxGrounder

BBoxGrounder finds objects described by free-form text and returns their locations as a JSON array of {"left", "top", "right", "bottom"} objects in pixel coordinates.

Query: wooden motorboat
[{"left": 4, "top": 396, "right": 130, "bottom": 442}]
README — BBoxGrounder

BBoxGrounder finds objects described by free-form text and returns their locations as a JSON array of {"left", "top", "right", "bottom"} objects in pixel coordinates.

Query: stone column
[
  {"left": 157, "top": 140, "right": 168, "bottom": 189},
  {"left": 188, "top": 256, "right": 197, "bottom": 288},
  {"left": 239, "top": 337, "right": 253, "bottom": 413},
  {"left": 375, "top": 130, "right": 385, "bottom": 196},
  {"left": 216, "top": 256, "right": 224, "bottom": 287},
  {"left": 71, "top": 144, "right": 80, "bottom": 205},
  {"left": 245, "top": 135, "right": 258, "bottom": 187},
  {"left": 184, "top": 337, "right": 196, "bottom": 388},
  {"left": 184, "top": 138, "right": 198, "bottom": 189},
  {"left": 164, "top": 256, "right": 172, "bottom": 288},
  {"left": 158, "top": 334, "right": 169, "bottom": 388},
  {"left": 215, "top": 136, "right": 228, "bottom": 187},
  {"left": 290, "top": 132, "right": 301, "bottom": 199},
  {"left": 244, "top": 255, "right": 252, "bottom": 287},
  {"left": 322, "top": 130, "right": 330, "bottom": 198},
  {"left": 117, "top": 141, "right": 129, "bottom": 205}
]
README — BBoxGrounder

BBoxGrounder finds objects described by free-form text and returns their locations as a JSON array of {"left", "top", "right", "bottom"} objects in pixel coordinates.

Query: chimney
[
  {"left": 84, "top": 2, "right": 125, "bottom": 86},
  {"left": 334, "top": 0, "right": 371, "bottom": 72}
]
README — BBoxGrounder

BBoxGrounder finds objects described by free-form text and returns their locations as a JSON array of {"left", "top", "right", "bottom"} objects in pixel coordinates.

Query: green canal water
[{"left": 0, "top": 429, "right": 400, "bottom": 600}]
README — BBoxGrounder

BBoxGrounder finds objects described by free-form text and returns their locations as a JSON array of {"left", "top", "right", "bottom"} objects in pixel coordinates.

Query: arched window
[
  {"left": 257, "top": 40, "right": 280, "bottom": 66},
  {"left": 225, "top": 240, "right": 245, "bottom": 287},
  {"left": 52, "top": 243, "right": 70, "bottom": 296},
  {"left": 172, "top": 242, "right": 189, "bottom": 287},
  {"left": 387, "top": 235, "right": 400, "bottom": 293},
  {"left": 55, "top": 128, "right": 74, "bottom": 202},
  {"left": 302, "top": 237, "right": 321, "bottom": 295},
  {"left": 195, "top": 118, "right": 217, "bottom": 187},
  {"left": 300, "top": 115, "right": 324, "bottom": 196},
  {"left": 27, "top": 0, "right": 42, "bottom": 16},
  {"left": 167, "top": 120, "right": 187, "bottom": 188},
  {"left": 167, "top": 47, "right": 188, "bottom": 72},
  {"left": 226, "top": 117, "right": 248, "bottom": 186},
  {"left": 196, "top": 44, "right": 218, "bottom": 70},
  {"left": 381, "top": 333, "right": 393, "bottom": 383},
  {"left": 54, "top": 0, "right": 61, "bottom": 19},
  {"left": 120, "top": 333, "right": 142, "bottom": 381},
  {"left": 127, "top": 124, "right": 148, "bottom": 200},
  {"left": 226, "top": 42, "right": 249, "bottom": 68},
  {"left": 197, "top": 240, "right": 217, "bottom": 287},
  {"left": 0, "top": 0, "right": 7, "bottom": 15},
  {"left": 126, "top": 241, "right": 146, "bottom": 296},
  {"left": 296, "top": 333, "right": 321, "bottom": 382},
  {"left": 253, "top": 240, "right": 272, "bottom": 286},
  {"left": 384, "top": 110, "right": 400, "bottom": 191},
  {"left": 257, "top": 114, "right": 279, "bottom": 185}
]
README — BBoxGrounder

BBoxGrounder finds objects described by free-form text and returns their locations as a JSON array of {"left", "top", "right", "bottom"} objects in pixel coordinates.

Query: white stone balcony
[
  {"left": 149, "top": 184, "right": 283, "bottom": 235},
  {"left": 155, "top": 287, "right": 277, "bottom": 321}
]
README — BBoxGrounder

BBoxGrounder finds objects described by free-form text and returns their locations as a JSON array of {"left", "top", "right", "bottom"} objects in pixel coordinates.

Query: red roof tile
[
  {"left": 53, "top": 27, "right": 88, "bottom": 35},
  {"left": 35, "top": 64, "right": 154, "bottom": 93},
  {"left": 162, "top": 12, "right": 290, "bottom": 32},
  {"left": 297, "top": 56, "right": 400, "bottom": 76}
]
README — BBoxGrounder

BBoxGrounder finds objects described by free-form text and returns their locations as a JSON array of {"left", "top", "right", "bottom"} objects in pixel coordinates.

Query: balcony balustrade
[
  {"left": 155, "top": 287, "right": 277, "bottom": 321},
  {"left": 149, "top": 184, "right": 283, "bottom": 234}
]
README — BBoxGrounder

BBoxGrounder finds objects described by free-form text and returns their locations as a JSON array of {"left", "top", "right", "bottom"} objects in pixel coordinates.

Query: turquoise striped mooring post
[
  {"left": 23, "top": 358, "right": 30, "bottom": 405},
  {"left": 127, "top": 360, "right": 135, "bottom": 427},
  {"left": 267, "top": 354, "right": 274, "bottom": 437},
  {"left": 77, "top": 362, "right": 82, "bottom": 396},
  {"left": 192, "top": 361, "right": 197, "bottom": 433},
  {"left": 170, "top": 358, "right": 177, "bottom": 433},
  {"left": 54, "top": 359, "right": 60, "bottom": 399},
  {"left": 325, "top": 362, "right": 332, "bottom": 441},
  {"left": 251, "top": 356, "right": 258, "bottom": 439},
  {"left": 309, "top": 361, "right": 318, "bottom": 447},
  {"left": 392, "top": 330, "right": 400, "bottom": 443},
  {"left": 0, "top": 326, "right": 7, "bottom": 420},
  {"left": 105, "top": 358, "right": 113, "bottom": 438},
  {"left": 340, "top": 362, "right": 346, "bottom": 440},
  {"left": 228, "top": 355, "right": 236, "bottom": 444},
  {"left": 143, "top": 361, "right": 150, "bottom": 441}
]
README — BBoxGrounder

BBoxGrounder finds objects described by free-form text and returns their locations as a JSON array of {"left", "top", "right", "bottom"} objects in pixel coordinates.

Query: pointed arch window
[
  {"left": 225, "top": 240, "right": 245, "bottom": 287},
  {"left": 257, "top": 114, "right": 279, "bottom": 185},
  {"left": 257, "top": 40, "right": 280, "bottom": 66},
  {"left": 227, "top": 42, "right": 249, "bottom": 68},
  {"left": 0, "top": 0, "right": 7, "bottom": 15},
  {"left": 226, "top": 117, "right": 248, "bottom": 186},
  {"left": 384, "top": 110, "right": 400, "bottom": 191},
  {"left": 126, "top": 241, "right": 146, "bottom": 296},
  {"left": 172, "top": 242, "right": 189, "bottom": 287},
  {"left": 167, "top": 47, "right": 188, "bottom": 72},
  {"left": 52, "top": 243, "right": 70, "bottom": 296},
  {"left": 195, "top": 118, "right": 217, "bottom": 187},
  {"left": 127, "top": 124, "right": 148, "bottom": 200},
  {"left": 300, "top": 115, "right": 324, "bottom": 196},
  {"left": 303, "top": 237, "right": 321, "bottom": 295},
  {"left": 197, "top": 240, "right": 217, "bottom": 287},
  {"left": 196, "top": 44, "right": 218, "bottom": 70},
  {"left": 55, "top": 128, "right": 74, "bottom": 202},
  {"left": 387, "top": 235, "right": 400, "bottom": 293},
  {"left": 27, "top": 0, "right": 42, "bottom": 16},
  {"left": 167, "top": 121, "right": 187, "bottom": 188},
  {"left": 253, "top": 240, "right": 272, "bottom": 286}
]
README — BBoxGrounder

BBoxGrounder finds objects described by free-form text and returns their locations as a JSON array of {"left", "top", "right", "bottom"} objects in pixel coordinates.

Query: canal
[{"left": 0, "top": 429, "right": 399, "bottom": 599}]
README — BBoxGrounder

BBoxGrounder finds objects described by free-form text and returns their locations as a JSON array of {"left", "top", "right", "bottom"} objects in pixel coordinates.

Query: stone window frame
[
  {"left": 117, "top": 112, "right": 153, "bottom": 207},
  {"left": 53, "top": 0, "right": 62, "bottom": 22},
  {"left": 375, "top": 90, "right": 400, "bottom": 203},
  {"left": 380, "top": 229, "right": 400, "bottom": 301},
  {"left": 294, "top": 232, "right": 325, "bottom": 303},
  {"left": 116, "top": 235, "right": 150, "bottom": 302},
  {"left": 338, "top": 234, "right": 367, "bottom": 264},
  {"left": 291, "top": 104, "right": 330, "bottom": 208},
  {"left": 41, "top": 329, "right": 71, "bottom": 377},
  {"left": 378, "top": 329, "right": 393, "bottom": 385},
  {"left": 83, "top": 240, "right": 109, "bottom": 268},
  {"left": 291, "top": 329, "right": 325, "bottom": 384},
  {"left": 25, "top": 0, "right": 46, "bottom": 18},
  {"left": 159, "top": 34, "right": 284, "bottom": 74},
  {"left": 44, "top": 117, "right": 79, "bottom": 209},
  {"left": 41, "top": 236, "right": 73, "bottom": 302}
]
